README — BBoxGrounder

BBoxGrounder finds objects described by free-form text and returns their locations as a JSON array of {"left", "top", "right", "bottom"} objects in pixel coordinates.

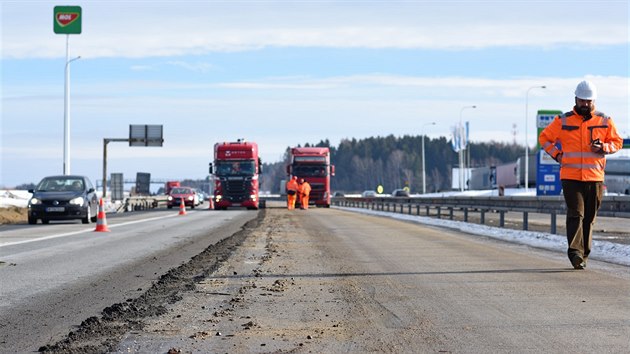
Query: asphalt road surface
[
  {"left": 0, "top": 209, "right": 257, "bottom": 353},
  {"left": 2, "top": 205, "right": 629, "bottom": 353}
]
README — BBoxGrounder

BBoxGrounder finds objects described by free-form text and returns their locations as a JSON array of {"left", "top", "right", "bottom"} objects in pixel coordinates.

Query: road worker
[
  {"left": 286, "top": 176, "right": 299, "bottom": 210},
  {"left": 297, "top": 178, "right": 311, "bottom": 210},
  {"left": 538, "top": 80, "right": 623, "bottom": 270}
]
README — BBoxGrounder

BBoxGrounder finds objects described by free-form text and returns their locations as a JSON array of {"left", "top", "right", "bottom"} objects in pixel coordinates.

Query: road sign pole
[{"left": 63, "top": 34, "right": 69, "bottom": 174}]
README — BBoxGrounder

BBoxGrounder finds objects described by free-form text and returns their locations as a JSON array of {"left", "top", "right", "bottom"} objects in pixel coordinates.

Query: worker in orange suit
[
  {"left": 539, "top": 80, "right": 623, "bottom": 270},
  {"left": 286, "top": 176, "right": 299, "bottom": 210},
  {"left": 297, "top": 178, "right": 311, "bottom": 210}
]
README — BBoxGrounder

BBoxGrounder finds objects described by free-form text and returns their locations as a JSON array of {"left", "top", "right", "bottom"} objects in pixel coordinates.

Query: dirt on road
[
  {"left": 22, "top": 203, "right": 630, "bottom": 353},
  {"left": 39, "top": 206, "right": 409, "bottom": 353}
]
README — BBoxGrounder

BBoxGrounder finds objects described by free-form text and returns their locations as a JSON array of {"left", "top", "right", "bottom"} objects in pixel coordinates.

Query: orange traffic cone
[
  {"left": 208, "top": 197, "right": 214, "bottom": 210},
  {"left": 179, "top": 197, "right": 187, "bottom": 215},
  {"left": 94, "top": 198, "right": 111, "bottom": 232}
]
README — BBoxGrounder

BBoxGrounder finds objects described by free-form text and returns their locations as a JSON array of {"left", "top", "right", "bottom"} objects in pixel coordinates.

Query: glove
[
  {"left": 554, "top": 152, "right": 563, "bottom": 164},
  {"left": 591, "top": 139, "right": 603, "bottom": 153}
]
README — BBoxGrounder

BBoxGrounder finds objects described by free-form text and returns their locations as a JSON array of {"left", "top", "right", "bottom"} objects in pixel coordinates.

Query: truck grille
[
  {"left": 224, "top": 179, "right": 250, "bottom": 202},
  {"left": 309, "top": 183, "right": 325, "bottom": 201}
]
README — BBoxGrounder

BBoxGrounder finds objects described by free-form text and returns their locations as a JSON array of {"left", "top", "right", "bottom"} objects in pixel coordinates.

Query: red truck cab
[
  {"left": 209, "top": 140, "right": 262, "bottom": 210},
  {"left": 164, "top": 181, "right": 180, "bottom": 195},
  {"left": 287, "top": 147, "right": 335, "bottom": 208}
]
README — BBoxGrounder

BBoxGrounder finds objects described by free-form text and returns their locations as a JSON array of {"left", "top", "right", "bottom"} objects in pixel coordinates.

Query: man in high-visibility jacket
[
  {"left": 286, "top": 176, "right": 299, "bottom": 210},
  {"left": 539, "top": 80, "right": 623, "bottom": 270},
  {"left": 297, "top": 178, "right": 311, "bottom": 210}
]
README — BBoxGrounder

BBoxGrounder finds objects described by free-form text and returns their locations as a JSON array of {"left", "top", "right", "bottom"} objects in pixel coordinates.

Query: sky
[{"left": 1, "top": 0, "right": 629, "bottom": 188}]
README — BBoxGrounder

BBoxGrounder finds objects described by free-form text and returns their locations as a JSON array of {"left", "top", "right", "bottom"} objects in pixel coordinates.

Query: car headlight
[
  {"left": 29, "top": 198, "right": 41, "bottom": 206},
  {"left": 187, "top": 196, "right": 193, "bottom": 201},
  {"left": 167, "top": 196, "right": 173, "bottom": 201},
  {"left": 69, "top": 196, "right": 84, "bottom": 206}
]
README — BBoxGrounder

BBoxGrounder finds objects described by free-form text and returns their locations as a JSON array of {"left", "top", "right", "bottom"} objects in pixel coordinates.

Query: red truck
[
  {"left": 286, "top": 147, "right": 335, "bottom": 208},
  {"left": 209, "top": 140, "right": 263, "bottom": 210},
  {"left": 164, "top": 181, "right": 180, "bottom": 195}
]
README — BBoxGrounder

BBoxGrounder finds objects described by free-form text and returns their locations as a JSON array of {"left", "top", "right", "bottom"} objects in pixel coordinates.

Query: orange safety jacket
[
  {"left": 298, "top": 182, "right": 311, "bottom": 196},
  {"left": 286, "top": 179, "right": 299, "bottom": 194},
  {"left": 539, "top": 109, "right": 623, "bottom": 182}
]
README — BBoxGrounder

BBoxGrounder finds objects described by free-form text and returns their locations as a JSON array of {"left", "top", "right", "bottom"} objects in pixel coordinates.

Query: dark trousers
[{"left": 561, "top": 180, "right": 603, "bottom": 261}]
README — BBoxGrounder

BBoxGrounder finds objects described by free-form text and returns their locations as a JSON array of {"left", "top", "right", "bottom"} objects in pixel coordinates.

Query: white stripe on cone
[{"left": 94, "top": 198, "right": 110, "bottom": 232}]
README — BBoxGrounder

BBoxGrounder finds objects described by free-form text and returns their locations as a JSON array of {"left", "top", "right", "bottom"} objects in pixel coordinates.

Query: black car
[
  {"left": 391, "top": 189, "right": 410, "bottom": 197},
  {"left": 28, "top": 175, "right": 99, "bottom": 224}
]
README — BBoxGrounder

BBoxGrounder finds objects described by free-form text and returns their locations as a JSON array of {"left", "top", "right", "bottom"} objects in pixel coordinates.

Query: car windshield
[
  {"left": 37, "top": 177, "right": 84, "bottom": 192},
  {"left": 292, "top": 165, "right": 327, "bottom": 177},
  {"left": 215, "top": 161, "right": 256, "bottom": 176},
  {"left": 171, "top": 188, "right": 191, "bottom": 194}
]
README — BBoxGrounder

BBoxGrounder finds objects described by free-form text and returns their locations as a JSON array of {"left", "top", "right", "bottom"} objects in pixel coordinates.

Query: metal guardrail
[
  {"left": 116, "top": 195, "right": 167, "bottom": 213},
  {"left": 332, "top": 195, "right": 630, "bottom": 234}
]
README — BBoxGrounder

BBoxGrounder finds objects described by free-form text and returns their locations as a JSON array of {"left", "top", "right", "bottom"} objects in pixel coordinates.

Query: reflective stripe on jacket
[{"left": 538, "top": 109, "right": 623, "bottom": 181}]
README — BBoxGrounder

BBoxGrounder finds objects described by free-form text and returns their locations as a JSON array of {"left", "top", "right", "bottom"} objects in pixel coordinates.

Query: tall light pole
[
  {"left": 525, "top": 85, "right": 546, "bottom": 193},
  {"left": 459, "top": 105, "right": 476, "bottom": 192},
  {"left": 63, "top": 53, "right": 81, "bottom": 175},
  {"left": 421, "top": 122, "right": 436, "bottom": 194}
]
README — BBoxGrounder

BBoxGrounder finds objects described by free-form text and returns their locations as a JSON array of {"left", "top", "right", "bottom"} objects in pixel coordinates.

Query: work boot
[{"left": 571, "top": 255, "right": 585, "bottom": 270}]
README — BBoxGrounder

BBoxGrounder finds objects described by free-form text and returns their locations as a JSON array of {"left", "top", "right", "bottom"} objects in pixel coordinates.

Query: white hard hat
[{"left": 575, "top": 80, "right": 597, "bottom": 100}]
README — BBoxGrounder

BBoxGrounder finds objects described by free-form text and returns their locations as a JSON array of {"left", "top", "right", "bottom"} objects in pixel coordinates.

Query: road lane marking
[{"left": 0, "top": 213, "right": 185, "bottom": 248}]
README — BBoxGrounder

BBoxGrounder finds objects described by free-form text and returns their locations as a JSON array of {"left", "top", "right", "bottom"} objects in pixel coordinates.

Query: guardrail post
[
  {"left": 464, "top": 208, "right": 468, "bottom": 222},
  {"left": 480, "top": 210, "right": 485, "bottom": 224},
  {"left": 437, "top": 207, "right": 441, "bottom": 219},
  {"left": 408, "top": 204, "right": 411, "bottom": 214},
  {"left": 550, "top": 212, "right": 557, "bottom": 234},
  {"left": 416, "top": 205, "right": 420, "bottom": 215},
  {"left": 499, "top": 211, "right": 505, "bottom": 227},
  {"left": 449, "top": 207, "right": 454, "bottom": 220},
  {"left": 523, "top": 212, "right": 529, "bottom": 230}
]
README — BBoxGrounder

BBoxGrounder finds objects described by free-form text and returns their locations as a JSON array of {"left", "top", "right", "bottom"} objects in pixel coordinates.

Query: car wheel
[
  {"left": 90, "top": 205, "right": 98, "bottom": 222},
  {"left": 28, "top": 216, "right": 37, "bottom": 225},
  {"left": 82, "top": 206, "right": 92, "bottom": 224},
  {"left": 42, "top": 219, "right": 50, "bottom": 224}
]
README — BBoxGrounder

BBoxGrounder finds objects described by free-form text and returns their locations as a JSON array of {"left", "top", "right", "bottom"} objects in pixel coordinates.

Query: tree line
[{"left": 261, "top": 135, "right": 525, "bottom": 194}]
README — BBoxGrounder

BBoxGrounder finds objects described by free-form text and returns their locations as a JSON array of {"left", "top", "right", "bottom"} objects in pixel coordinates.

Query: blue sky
[{"left": 1, "top": 0, "right": 629, "bottom": 188}]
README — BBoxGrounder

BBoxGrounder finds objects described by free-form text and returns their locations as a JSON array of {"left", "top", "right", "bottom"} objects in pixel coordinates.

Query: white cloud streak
[{"left": 2, "top": 1, "right": 628, "bottom": 59}]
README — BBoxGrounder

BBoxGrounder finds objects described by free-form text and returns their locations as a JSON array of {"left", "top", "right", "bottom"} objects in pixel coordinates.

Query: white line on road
[{"left": 0, "top": 212, "right": 185, "bottom": 248}]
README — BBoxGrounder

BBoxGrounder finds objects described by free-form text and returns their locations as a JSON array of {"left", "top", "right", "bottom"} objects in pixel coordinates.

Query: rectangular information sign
[
  {"left": 54, "top": 6, "right": 82, "bottom": 34},
  {"left": 536, "top": 110, "right": 563, "bottom": 195}
]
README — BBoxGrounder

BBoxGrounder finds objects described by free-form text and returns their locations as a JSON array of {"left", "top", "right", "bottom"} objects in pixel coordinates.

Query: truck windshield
[
  {"left": 215, "top": 161, "right": 256, "bottom": 176},
  {"left": 292, "top": 165, "right": 327, "bottom": 177}
]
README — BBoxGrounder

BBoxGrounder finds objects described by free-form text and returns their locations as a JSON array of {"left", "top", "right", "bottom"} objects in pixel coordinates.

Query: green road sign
[{"left": 54, "top": 6, "right": 82, "bottom": 34}]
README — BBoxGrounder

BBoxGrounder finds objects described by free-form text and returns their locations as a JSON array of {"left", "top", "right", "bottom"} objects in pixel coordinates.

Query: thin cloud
[
  {"left": 2, "top": 1, "right": 628, "bottom": 59},
  {"left": 166, "top": 61, "right": 216, "bottom": 73}
]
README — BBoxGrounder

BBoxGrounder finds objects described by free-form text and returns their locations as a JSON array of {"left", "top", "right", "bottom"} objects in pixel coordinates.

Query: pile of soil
[{"left": 0, "top": 207, "right": 27, "bottom": 224}]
